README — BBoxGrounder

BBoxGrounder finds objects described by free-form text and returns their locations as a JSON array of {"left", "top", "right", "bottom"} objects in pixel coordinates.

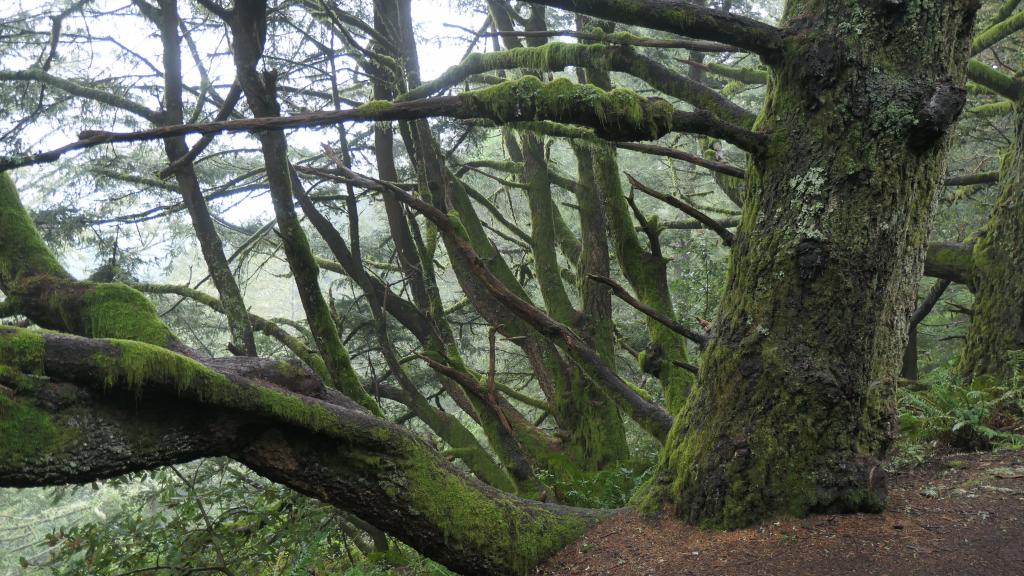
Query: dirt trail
[{"left": 538, "top": 449, "right": 1024, "bottom": 576}]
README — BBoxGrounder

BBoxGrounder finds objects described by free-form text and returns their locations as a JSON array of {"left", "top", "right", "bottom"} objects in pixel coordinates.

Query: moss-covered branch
[
  {"left": 923, "top": 241, "right": 976, "bottom": 286},
  {"left": 707, "top": 62, "right": 768, "bottom": 85},
  {"left": 972, "top": 10, "right": 1024, "bottom": 55},
  {"left": 526, "top": 0, "right": 783, "bottom": 62},
  {"left": 967, "top": 59, "right": 1023, "bottom": 101},
  {"left": 0, "top": 327, "right": 602, "bottom": 575},
  {"left": 0, "top": 76, "right": 765, "bottom": 172},
  {"left": 403, "top": 43, "right": 755, "bottom": 128}
]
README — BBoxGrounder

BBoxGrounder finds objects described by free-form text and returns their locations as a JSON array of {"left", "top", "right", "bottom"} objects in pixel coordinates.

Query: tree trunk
[
  {"left": 901, "top": 323, "right": 919, "bottom": 382},
  {"left": 961, "top": 104, "right": 1024, "bottom": 383},
  {"left": 649, "top": 1, "right": 977, "bottom": 528},
  {"left": 154, "top": 0, "right": 257, "bottom": 357}
]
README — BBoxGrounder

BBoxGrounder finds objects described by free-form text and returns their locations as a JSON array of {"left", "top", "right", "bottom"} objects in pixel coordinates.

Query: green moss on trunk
[
  {"left": 0, "top": 172, "right": 71, "bottom": 289},
  {"left": 961, "top": 104, "right": 1024, "bottom": 382},
  {"left": 0, "top": 393, "right": 74, "bottom": 465},
  {"left": 650, "top": 0, "right": 977, "bottom": 528}
]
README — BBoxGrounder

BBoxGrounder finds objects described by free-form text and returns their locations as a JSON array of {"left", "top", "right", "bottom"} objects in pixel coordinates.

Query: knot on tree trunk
[{"left": 909, "top": 81, "right": 967, "bottom": 150}]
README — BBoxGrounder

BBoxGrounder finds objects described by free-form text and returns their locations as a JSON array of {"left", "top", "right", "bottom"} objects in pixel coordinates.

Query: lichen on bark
[{"left": 648, "top": 0, "right": 978, "bottom": 528}]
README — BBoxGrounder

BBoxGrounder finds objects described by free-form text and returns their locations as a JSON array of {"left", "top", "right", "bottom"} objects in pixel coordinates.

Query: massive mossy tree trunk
[
  {"left": 647, "top": 1, "right": 977, "bottom": 527},
  {"left": 961, "top": 104, "right": 1024, "bottom": 383}
]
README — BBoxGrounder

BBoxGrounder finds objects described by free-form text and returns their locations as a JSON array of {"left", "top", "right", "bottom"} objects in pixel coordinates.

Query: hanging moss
[
  {"left": 507, "top": 121, "right": 598, "bottom": 140},
  {"left": 0, "top": 393, "right": 73, "bottom": 465},
  {"left": 0, "top": 327, "right": 45, "bottom": 374}
]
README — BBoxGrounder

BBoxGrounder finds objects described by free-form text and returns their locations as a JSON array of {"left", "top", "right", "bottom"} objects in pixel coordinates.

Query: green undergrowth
[
  {"left": 896, "top": 356, "right": 1024, "bottom": 463},
  {"left": 535, "top": 458, "right": 656, "bottom": 508},
  {"left": 343, "top": 547, "right": 453, "bottom": 576}
]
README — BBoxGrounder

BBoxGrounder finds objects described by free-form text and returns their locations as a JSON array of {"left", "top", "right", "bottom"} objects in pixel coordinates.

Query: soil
[{"left": 537, "top": 449, "right": 1024, "bottom": 576}]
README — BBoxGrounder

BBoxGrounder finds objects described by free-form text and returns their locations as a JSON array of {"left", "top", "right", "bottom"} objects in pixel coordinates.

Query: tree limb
[
  {"left": 910, "top": 279, "right": 952, "bottom": 328},
  {"left": 923, "top": 241, "right": 976, "bottom": 287},
  {"left": 0, "top": 328, "right": 600, "bottom": 576},
  {"left": 0, "top": 77, "right": 766, "bottom": 172},
  {"left": 944, "top": 171, "right": 999, "bottom": 186},
  {"left": 588, "top": 274, "right": 708, "bottom": 347},
  {"left": 626, "top": 173, "right": 735, "bottom": 245},
  {"left": 0, "top": 68, "right": 163, "bottom": 123},
  {"left": 525, "top": 0, "right": 784, "bottom": 63},
  {"left": 474, "top": 28, "right": 738, "bottom": 51},
  {"left": 967, "top": 59, "right": 1024, "bottom": 100},
  {"left": 616, "top": 141, "right": 746, "bottom": 178}
]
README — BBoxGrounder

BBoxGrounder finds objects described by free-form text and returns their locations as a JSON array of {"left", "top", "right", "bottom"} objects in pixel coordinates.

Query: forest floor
[{"left": 537, "top": 448, "right": 1024, "bottom": 576}]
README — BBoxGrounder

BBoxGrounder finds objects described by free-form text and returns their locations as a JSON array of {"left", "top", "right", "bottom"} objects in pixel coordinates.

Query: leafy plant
[{"left": 898, "top": 358, "right": 1024, "bottom": 454}]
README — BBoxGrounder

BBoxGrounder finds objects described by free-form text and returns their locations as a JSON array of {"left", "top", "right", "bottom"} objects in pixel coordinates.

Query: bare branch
[
  {"left": 911, "top": 279, "right": 952, "bottom": 328},
  {"left": 588, "top": 274, "right": 708, "bottom": 347},
  {"left": 626, "top": 173, "right": 735, "bottom": 246},
  {"left": 617, "top": 141, "right": 746, "bottom": 178},
  {"left": 944, "top": 171, "right": 999, "bottom": 186},
  {"left": 472, "top": 28, "right": 738, "bottom": 51}
]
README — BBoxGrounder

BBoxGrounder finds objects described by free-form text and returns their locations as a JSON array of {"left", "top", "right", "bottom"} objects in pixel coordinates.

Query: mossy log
[{"left": 0, "top": 328, "right": 602, "bottom": 575}]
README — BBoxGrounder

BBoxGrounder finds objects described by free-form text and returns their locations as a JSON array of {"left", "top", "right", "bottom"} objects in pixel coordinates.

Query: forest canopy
[{"left": 0, "top": 0, "right": 1022, "bottom": 574}]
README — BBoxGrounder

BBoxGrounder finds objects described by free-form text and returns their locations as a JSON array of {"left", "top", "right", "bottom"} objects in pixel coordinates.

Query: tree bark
[
  {"left": 0, "top": 328, "right": 601, "bottom": 576},
  {"left": 961, "top": 104, "right": 1024, "bottom": 382},
  {"left": 647, "top": 0, "right": 977, "bottom": 527},
  {"left": 154, "top": 0, "right": 257, "bottom": 356}
]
